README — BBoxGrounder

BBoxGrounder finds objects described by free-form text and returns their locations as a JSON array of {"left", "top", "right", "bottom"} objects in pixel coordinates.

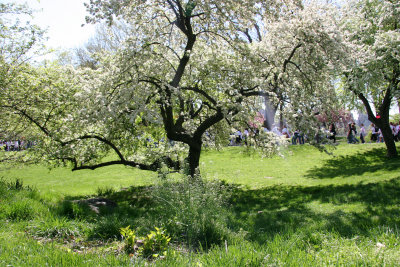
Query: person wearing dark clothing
[
  {"left": 328, "top": 123, "right": 336, "bottom": 143},
  {"left": 347, "top": 123, "right": 359, "bottom": 144}
]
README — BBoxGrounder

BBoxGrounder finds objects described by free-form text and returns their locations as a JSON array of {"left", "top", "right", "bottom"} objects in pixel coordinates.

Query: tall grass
[{"left": 148, "top": 176, "right": 234, "bottom": 250}]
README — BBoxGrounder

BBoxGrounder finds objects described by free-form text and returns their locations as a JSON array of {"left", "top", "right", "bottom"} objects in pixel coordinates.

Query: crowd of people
[
  {"left": 228, "top": 120, "right": 400, "bottom": 146},
  {"left": 0, "top": 140, "right": 35, "bottom": 151},
  {"left": 229, "top": 125, "right": 306, "bottom": 146},
  {"left": 346, "top": 121, "right": 400, "bottom": 144}
]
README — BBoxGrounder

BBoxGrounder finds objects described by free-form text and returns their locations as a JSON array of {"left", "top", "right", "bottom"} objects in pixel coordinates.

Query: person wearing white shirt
[
  {"left": 370, "top": 124, "right": 378, "bottom": 142},
  {"left": 360, "top": 124, "right": 366, "bottom": 143},
  {"left": 378, "top": 128, "right": 384, "bottom": 143},
  {"left": 281, "top": 126, "right": 290, "bottom": 138}
]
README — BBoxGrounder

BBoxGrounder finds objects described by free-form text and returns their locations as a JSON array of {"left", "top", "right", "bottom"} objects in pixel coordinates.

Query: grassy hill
[{"left": 1, "top": 143, "right": 400, "bottom": 266}]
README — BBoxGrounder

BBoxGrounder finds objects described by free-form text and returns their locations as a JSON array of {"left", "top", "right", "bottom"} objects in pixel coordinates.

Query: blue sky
[{"left": 5, "top": 0, "right": 95, "bottom": 49}]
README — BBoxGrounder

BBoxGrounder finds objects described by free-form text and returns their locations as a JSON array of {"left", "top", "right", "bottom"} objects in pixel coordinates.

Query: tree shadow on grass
[
  {"left": 229, "top": 177, "right": 400, "bottom": 244},
  {"left": 304, "top": 147, "right": 400, "bottom": 179},
  {"left": 57, "top": 176, "right": 400, "bottom": 248}
]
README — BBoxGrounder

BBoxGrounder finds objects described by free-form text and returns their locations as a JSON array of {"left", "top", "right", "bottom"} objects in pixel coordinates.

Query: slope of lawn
[
  {"left": 1, "top": 142, "right": 400, "bottom": 266},
  {"left": 2, "top": 143, "right": 397, "bottom": 196}
]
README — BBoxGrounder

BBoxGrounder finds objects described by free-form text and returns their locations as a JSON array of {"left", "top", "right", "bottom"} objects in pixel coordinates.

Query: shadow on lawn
[
  {"left": 230, "top": 177, "right": 400, "bottom": 243},
  {"left": 305, "top": 147, "right": 400, "bottom": 179},
  {"left": 59, "top": 175, "right": 400, "bottom": 247}
]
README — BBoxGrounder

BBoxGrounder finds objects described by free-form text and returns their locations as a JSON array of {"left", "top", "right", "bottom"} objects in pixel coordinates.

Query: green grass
[
  {"left": 0, "top": 162, "right": 156, "bottom": 197},
  {"left": 201, "top": 143, "right": 399, "bottom": 187},
  {"left": 1, "top": 142, "right": 400, "bottom": 266}
]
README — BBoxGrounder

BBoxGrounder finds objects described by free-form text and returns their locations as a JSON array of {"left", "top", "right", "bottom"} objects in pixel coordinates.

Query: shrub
[
  {"left": 120, "top": 226, "right": 171, "bottom": 258},
  {"left": 0, "top": 179, "right": 46, "bottom": 221},
  {"left": 139, "top": 227, "right": 171, "bottom": 258},
  {"left": 120, "top": 225, "right": 136, "bottom": 253},
  {"left": 150, "top": 175, "right": 233, "bottom": 250},
  {"left": 58, "top": 200, "right": 93, "bottom": 219}
]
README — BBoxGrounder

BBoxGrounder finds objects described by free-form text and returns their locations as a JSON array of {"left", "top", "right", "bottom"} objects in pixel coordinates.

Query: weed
[
  {"left": 120, "top": 225, "right": 136, "bottom": 253},
  {"left": 150, "top": 175, "right": 233, "bottom": 250},
  {"left": 28, "top": 217, "right": 86, "bottom": 239},
  {"left": 139, "top": 227, "right": 171, "bottom": 258},
  {"left": 96, "top": 186, "right": 115, "bottom": 196},
  {"left": 120, "top": 226, "right": 171, "bottom": 259}
]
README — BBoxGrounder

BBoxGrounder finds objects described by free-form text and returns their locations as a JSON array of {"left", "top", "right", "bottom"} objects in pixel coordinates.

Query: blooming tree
[
  {"left": 341, "top": 0, "right": 400, "bottom": 157},
  {"left": 244, "top": 1, "right": 343, "bottom": 137},
  {"left": 0, "top": 3, "right": 47, "bottom": 145},
  {"left": 1, "top": 0, "right": 357, "bottom": 177}
]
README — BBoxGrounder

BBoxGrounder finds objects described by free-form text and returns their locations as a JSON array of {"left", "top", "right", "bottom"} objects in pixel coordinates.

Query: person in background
[
  {"left": 292, "top": 129, "right": 300, "bottom": 144},
  {"left": 347, "top": 123, "right": 359, "bottom": 144},
  {"left": 281, "top": 125, "right": 290, "bottom": 138},
  {"left": 390, "top": 122, "right": 396, "bottom": 140},
  {"left": 370, "top": 123, "right": 378, "bottom": 142},
  {"left": 243, "top": 128, "right": 249, "bottom": 146},
  {"left": 328, "top": 123, "right": 336, "bottom": 143},
  {"left": 395, "top": 122, "right": 400, "bottom": 142},
  {"left": 359, "top": 123, "right": 366, "bottom": 143},
  {"left": 235, "top": 129, "right": 242, "bottom": 145},
  {"left": 377, "top": 128, "right": 384, "bottom": 143}
]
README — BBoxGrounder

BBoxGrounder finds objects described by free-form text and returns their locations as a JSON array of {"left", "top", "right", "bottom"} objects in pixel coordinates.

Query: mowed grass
[
  {"left": 2, "top": 142, "right": 397, "bottom": 195},
  {"left": 201, "top": 143, "right": 400, "bottom": 187},
  {"left": 0, "top": 162, "right": 156, "bottom": 197},
  {"left": 1, "top": 142, "right": 400, "bottom": 266}
]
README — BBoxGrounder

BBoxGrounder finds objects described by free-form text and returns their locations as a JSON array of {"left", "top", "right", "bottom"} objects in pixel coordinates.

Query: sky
[{"left": 4, "top": 0, "right": 96, "bottom": 50}]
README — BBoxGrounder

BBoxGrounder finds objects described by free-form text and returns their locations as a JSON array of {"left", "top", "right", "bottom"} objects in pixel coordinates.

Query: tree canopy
[{"left": 1, "top": 0, "right": 398, "bottom": 176}]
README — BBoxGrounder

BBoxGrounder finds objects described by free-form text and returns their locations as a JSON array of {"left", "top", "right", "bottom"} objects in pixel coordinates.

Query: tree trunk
[
  {"left": 358, "top": 92, "right": 398, "bottom": 158},
  {"left": 376, "top": 120, "right": 398, "bottom": 158},
  {"left": 187, "top": 141, "right": 202, "bottom": 178},
  {"left": 263, "top": 97, "right": 278, "bottom": 130}
]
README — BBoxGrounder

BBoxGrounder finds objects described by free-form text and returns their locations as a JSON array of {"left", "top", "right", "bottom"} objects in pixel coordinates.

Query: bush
[
  {"left": 139, "top": 227, "right": 171, "bottom": 258},
  {"left": 120, "top": 225, "right": 136, "bottom": 253},
  {"left": 149, "top": 175, "right": 233, "bottom": 250},
  {"left": 58, "top": 200, "right": 93, "bottom": 220},
  {"left": 120, "top": 226, "right": 171, "bottom": 258}
]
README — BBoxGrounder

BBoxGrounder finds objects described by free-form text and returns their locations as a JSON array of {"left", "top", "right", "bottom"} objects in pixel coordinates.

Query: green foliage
[
  {"left": 1, "top": 144, "right": 400, "bottom": 265},
  {"left": 120, "top": 226, "right": 171, "bottom": 258},
  {"left": 58, "top": 200, "right": 93, "bottom": 220},
  {"left": 390, "top": 113, "right": 400, "bottom": 123},
  {"left": 120, "top": 225, "right": 136, "bottom": 252},
  {"left": 4, "top": 198, "right": 36, "bottom": 221},
  {"left": 139, "top": 227, "right": 171, "bottom": 258},
  {"left": 90, "top": 215, "right": 131, "bottom": 239}
]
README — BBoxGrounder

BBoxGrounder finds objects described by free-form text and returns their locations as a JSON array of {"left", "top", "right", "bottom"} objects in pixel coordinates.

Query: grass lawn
[{"left": 1, "top": 142, "right": 400, "bottom": 266}]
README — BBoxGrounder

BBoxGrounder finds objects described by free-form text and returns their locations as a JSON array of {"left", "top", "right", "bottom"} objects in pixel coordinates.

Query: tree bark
[
  {"left": 187, "top": 141, "right": 202, "bottom": 178},
  {"left": 263, "top": 96, "right": 278, "bottom": 131},
  {"left": 358, "top": 92, "right": 398, "bottom": 158},
  {"left": 378, "top": 120, "right": 397, "bottom": 158}
]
